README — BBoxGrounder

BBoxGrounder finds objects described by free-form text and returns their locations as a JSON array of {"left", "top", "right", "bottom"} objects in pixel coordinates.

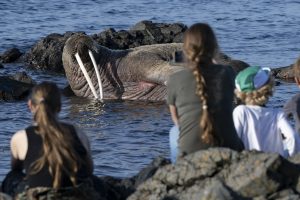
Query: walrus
[{"left": 62, "top": 34, "right": 249, "bottom": 101}]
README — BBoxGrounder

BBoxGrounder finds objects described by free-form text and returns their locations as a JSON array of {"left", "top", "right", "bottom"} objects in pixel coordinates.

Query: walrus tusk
[
  {"left": 88, "top": 50, "right": 103, "bottom": 100},
  {"left": 75, "top": 53, "right": 99, "bottom": 99}
]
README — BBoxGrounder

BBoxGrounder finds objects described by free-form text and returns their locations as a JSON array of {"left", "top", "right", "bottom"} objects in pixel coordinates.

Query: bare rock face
[
  {"left": 3, "top": 149, "right": 300, "bottom": 199},
  {"left": 24, "top": 32, "right": 81, "bottom": 73},
  {"left": 128, "top": 148, "right": 300, "bottom": 200}
]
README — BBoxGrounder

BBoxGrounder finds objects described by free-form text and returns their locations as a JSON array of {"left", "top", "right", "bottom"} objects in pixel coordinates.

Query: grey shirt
[{"left": 167, "top": 64, "right": 244, "bottom": 155}]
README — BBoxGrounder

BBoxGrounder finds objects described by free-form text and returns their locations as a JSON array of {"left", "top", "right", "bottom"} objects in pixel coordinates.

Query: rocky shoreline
[{"left": 0, "top": 20, "right": 295, "bottom": 101}]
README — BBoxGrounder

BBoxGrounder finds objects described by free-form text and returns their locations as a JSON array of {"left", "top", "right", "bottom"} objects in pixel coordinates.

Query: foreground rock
[
  {"left": 1, "top": 157, "right": 169, "bottom": 200},
  {"left": 3, "top": 149, "right": 300, "bottom": 199},
  {"left": 129, "top": 148, "right": 300, "bottom": 200}
]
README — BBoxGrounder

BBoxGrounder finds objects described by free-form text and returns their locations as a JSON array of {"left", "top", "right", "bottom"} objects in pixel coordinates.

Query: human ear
[{"left": 28, "top": 100, "right": 36, "bottom": 113}]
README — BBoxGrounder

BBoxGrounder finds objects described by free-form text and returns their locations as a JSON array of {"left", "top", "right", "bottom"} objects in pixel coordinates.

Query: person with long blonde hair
[
  {"left": 167, "top": 23, "right": 244, "bottom": 163},
  {"left": 234, "top": 66, "right": 300, "bottom": 157},
  {"left": 8, "top": 82, "right": 96, "bottom": 198}
]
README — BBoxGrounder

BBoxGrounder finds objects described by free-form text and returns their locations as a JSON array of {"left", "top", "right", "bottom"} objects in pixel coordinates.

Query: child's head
[
  {"left": 293, "top": 57, "right": 300, "bottom": 86},
  {"left": 235, "top": 66, "right": 274, "bottom": 106}
]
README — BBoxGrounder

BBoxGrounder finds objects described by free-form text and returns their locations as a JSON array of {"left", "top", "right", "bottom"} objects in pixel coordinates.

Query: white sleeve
[
  {"left": 233, "top": 106, "right": 244, "bottom": 139},
  {"left": 278, "top": 112, "right": 299, "bottom": 156}
]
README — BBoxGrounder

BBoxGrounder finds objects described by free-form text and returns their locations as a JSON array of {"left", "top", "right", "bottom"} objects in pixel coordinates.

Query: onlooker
[
  {"left": 167, "top": 23, "right": 244, "bottom": 163},
  {"left": 284, "top": 57, "right": 300, "bottom": 133},
  {"left": 5, "top": 82, "right": 97, "bottom": 199},
  {"left": 233, "top": 66, "right": 299, "bottom": 157}
]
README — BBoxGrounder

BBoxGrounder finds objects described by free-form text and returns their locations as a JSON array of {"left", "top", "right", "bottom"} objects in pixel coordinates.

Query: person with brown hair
[
  {"left": 233, "top": 66, "right": 300, "bottom": 157},
  {"left": 167, "top": 23, "right": 244, "bottom": 163},
  {"left": 284, "top": 57, "right": 300, "bottom": 134},
  {"left": 6, "top": 82, "right": 97, "bottom": 198}
]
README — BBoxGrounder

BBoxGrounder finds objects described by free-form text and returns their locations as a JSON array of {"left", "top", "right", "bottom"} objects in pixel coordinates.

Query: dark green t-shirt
[{"left": 167, "top": 64, "right": 244, "bottom": 155}]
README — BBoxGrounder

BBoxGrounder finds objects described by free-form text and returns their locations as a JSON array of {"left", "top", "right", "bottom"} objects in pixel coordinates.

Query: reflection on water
[{"left": 63, "top": 97, "right": 172, "bottom": 178}]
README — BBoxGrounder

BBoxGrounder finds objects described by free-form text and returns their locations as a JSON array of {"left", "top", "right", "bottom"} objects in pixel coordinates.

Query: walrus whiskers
[
  {"left": 75, "top": 53, "right": 98, "bottom": 99},
  {"left": 88, "top": 50, "right": 103, "bottom": 100}
]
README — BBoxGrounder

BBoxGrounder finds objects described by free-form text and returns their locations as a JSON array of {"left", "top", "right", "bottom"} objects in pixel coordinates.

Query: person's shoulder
[
  {"left": 234, "top": 104, "right": 248, "bottom": 112},
  {"left": 171, "top": 68, "right": 191, "bottom": 77},
  {"left": 11, "top": 129, "right": 27, "bottom": 148},
  {"left": 168, "top": 68, "right": 192, "bottom": 83},
  {"left": 11, "top": 129, "right": 26, "bottom": 139}
]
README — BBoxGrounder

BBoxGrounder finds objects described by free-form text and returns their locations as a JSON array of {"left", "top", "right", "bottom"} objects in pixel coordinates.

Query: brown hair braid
[
  {"left": 183, "top": 23, "right": 219, "bottom": 145},
  {"left": 29, "top": 82, "right": 90, "bottom": 188}
]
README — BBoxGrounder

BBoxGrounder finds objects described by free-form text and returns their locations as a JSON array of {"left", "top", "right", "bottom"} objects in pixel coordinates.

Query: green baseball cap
[{"left": 235, "top": 66, "right": 271, "bottom": 92}]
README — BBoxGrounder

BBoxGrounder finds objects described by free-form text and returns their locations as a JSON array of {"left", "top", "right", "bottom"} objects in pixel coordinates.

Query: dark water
[{"left": 0, "top": 0, "right": 300, "bottom": 180}]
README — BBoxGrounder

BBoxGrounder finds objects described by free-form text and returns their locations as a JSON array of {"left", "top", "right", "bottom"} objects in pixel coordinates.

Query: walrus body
[
  {"left": 62, "top": 34, "right": 249, "bottom": 101},
  {"left": 62, "top": 34, "right": 184, "bottom": 101}
]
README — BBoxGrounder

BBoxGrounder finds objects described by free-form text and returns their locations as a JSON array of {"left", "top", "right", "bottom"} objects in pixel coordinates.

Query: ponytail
[{"left": 29, "top": 82, "right": 86, "bottom": 188}]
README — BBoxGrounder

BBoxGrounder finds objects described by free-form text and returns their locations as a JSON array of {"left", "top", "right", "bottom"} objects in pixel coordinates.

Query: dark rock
[
  {"left": 128, "top": 148, "right": 300, "bottom": 200},
  {"left": 25, "top": 32, "right": 84, "bottom": 73},
  {"left": 271, "top": 65, "right": 294, "bottom": 80},
  {"left": 9, "top": 72, "right": 36, "bottom": 85},
  {"left": 0, "top": 48, "right": 22, "bottom": 63},
  {"left": 0, "top": 63, "right": 3, "bottom": 68},
  {"left": 0, "top": 74, "right": 35, "bottom": 101}
]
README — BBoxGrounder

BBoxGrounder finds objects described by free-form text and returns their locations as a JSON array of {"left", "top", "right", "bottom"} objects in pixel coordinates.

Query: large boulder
[
  {"left": 24, "top": 32, "right": 82, "bottom": 73},
  {"left": 128, "top": 148, "right": 300, "bottom": 200}
]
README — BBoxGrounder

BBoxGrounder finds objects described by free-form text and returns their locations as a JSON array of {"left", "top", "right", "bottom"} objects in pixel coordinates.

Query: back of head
[
  {"left": 183, "top": 23, "right": 219, "bottom": 145},
  {"left": 29, "top": 82, "right": 83, "bottom": 188},
  {"left": 183, "top": 23, "right": 218, "bottom": 67},
  {"left": 30, "top": 82, "right": 61, "bottom": 117},
  {"left": 235, "top": 66, "right": 274, "bottom": 106}
]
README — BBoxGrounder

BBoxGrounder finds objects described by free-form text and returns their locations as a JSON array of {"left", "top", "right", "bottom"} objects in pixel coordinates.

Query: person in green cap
[{"left": 233, "top": 66, "right": 300, "bottom": 157}]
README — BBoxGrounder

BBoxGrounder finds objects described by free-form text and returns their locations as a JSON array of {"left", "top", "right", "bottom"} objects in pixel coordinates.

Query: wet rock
[
  {"left": 9, "top": 72, "right": 36, "bottom": 85},
  {"left": 0, "top": 48, "right": 22, "bottom": 63},
  {"left": 128, "top": 148, "right": 300, "bottom": 200},
  {"left": 0, "top": 62, "right": 3, "bottom": 68},
  {"left": 271, "top": 65, "right": 294, "bottom": 80},
  {"left": 25, "top": 32, "right": 84, "bottom": 73},
  {"left": 0, "top": 73, "right": 35, "bottom": 101},
  {"left": 93, "top": 20, "right": 187, "bottom": 50}
]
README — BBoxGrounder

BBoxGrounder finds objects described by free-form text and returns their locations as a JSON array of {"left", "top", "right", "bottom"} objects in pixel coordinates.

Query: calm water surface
[{"left": 0, "top": 0, "right": 300, "bottom": 181}]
